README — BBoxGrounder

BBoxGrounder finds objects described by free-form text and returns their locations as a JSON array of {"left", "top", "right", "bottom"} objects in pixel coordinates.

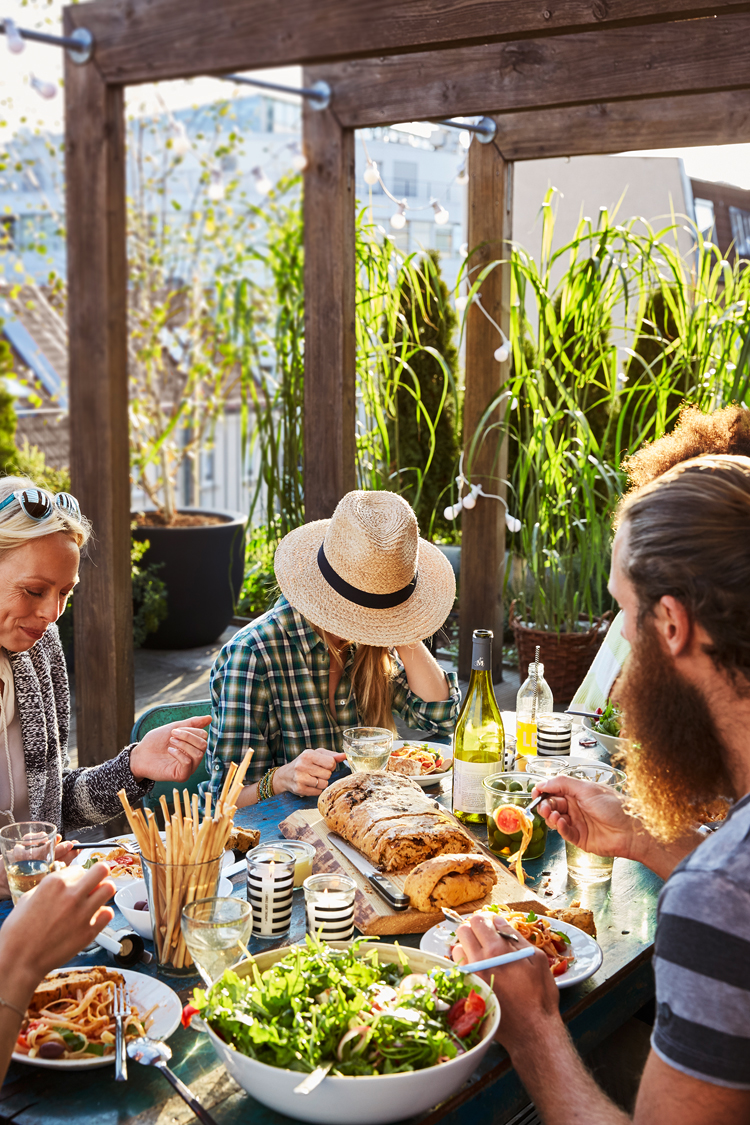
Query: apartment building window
[
  {"left": 389, "top": 225, "right": 409, "bottom": 253},
  {"left": 729, "top": 205, "right": 750, "bottom": 258},
  {"left": 694, "top": 198, "right": 715, "bottom": 238},
  {"left": 0, "top": 216, "right": 17, "bottom": 251},
  {"left": 393, "top": 161, "right": 419, "bottom": 198},
  {"left": 435, "top": 224, "right": 453, "bottom": 253},
  {"left": 409, "top": 221, "right": 432, "bottom": 250}
]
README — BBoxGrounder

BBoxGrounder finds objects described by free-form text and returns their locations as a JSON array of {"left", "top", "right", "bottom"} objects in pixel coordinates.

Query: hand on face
[
  {"left": 0, "top": 864, "right": 114, "bottom": 991},
  {"left": 128, "top": 715, "right": 211, "bottom": 782},
  {"left": 452, "top": 912, "right": 559, "bottom": 1054},
  {"left": 533, "top": 776, "right": 635, "bottom": 859},
  {"left": 275, "top": 748, "right": 347, "bottom": 797}
]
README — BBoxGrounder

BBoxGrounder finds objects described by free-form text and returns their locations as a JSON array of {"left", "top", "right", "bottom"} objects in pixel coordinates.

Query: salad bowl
[
  {"left": 582, "top": 716, "right": 627, "bottom": 757},
  {"left": 195, "top": 942, "right": 500, "bottom": 1125}
]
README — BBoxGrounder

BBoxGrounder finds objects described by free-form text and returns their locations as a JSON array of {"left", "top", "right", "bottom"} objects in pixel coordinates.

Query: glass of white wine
[
  {"left": 0, "top": 822, "right": 58, "bottom": 905},
  {"left": 342, "top": 727, "right": 393, "bottom": 772},
  {"left": 181, "top": 897, "right": 253, "bottom": 986}
]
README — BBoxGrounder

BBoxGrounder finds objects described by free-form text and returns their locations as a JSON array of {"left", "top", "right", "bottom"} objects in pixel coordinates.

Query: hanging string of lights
[
  {"left": 444, "top": 451, "right": 521, "bottom": 528},
  {"left": 1, "top": 16, "right": 93, "bottom": 89}
]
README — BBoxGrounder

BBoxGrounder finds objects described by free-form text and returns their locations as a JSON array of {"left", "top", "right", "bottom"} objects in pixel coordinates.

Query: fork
[{"left": 113, "top": 982, "right": 128, "bottom": 1082}]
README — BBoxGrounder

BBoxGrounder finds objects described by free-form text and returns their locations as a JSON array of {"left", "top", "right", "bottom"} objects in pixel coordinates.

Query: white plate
[
  {"left": 389, "top": 740, "right": 453, "bottom": 786},
  {"left": 71, "top": 835, "right": 234, "bottom": 892},
  {"left": 419, "top": 913, "right": 603, "bottom": 989},
  {"left": 12, "top": 966, "right": 182, "bottom": 1069}
]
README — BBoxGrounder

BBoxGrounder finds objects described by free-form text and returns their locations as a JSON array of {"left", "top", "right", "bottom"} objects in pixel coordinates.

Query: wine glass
[
  {"left": 342, "top": 727, "right": 393, "bottom": 772},
  {"left": 181, "top": 897, "right": 253, "bottom": 986}
]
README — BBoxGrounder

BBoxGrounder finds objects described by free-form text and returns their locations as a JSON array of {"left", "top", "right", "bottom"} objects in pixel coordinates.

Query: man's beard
[{"left": 616, "top": 619, "right": 733, "bottom": 842}]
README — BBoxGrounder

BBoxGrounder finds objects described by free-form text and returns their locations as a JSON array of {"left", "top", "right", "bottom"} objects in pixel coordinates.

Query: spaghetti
[
  {"left": 83, "top": 848, "right": 142, "bottom": 879},
  {"left": 16, "top": 969, "right": 149, "bottom": 1060},
  {"left": 451, "top": 906, "right": 575, "bottom": 978},
  {"left": 388, "top": 743, "right": 449, "bottom": 776}
]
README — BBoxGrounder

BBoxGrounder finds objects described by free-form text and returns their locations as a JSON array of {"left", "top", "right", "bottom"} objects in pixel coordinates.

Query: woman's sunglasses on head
[{"left": 0, "top": 489, "right": 82, "bottom": 523}]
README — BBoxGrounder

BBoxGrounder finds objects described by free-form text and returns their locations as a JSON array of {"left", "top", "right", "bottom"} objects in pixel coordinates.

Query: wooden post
[
  {"left": 64, "top": 56, "right": 134, "bottom": 765},
  {"left": 302, "top": 92, "right": 356, "bottom": 521},
  {"left": 459, "top": 135, "right": 513, "bottom": 682}
]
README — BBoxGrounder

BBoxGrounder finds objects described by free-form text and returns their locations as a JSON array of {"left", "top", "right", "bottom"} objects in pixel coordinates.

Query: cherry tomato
[
  {"left": 552, "top": 958, "right": 570, "bottom": 977},
  {"left": 447, "top": 990, "right": 486, "bottom": 1037},
  {"left": 494, "top": 807, "right": 524, "bottom": 835}
]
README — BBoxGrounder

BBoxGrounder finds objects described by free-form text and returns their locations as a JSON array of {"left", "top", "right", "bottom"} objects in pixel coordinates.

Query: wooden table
[{"left": 0, "top": 763, "right": 662, "bottom": 1125}]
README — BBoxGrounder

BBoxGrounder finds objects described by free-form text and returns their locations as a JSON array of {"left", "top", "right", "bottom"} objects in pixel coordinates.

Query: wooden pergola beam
[
  {"left": 64, "top": 0, "right": 749, "bottom": 86},
  {"left": 491, "top": 89, "right": 750, "bottom": 159},
  {"left": 309, "top": 12, "right": 750, "bottom": 128}
]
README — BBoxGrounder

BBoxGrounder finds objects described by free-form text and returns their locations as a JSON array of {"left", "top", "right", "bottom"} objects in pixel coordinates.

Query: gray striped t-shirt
[{"left": 652, "top": 793, "right": 750, "bottom": 1088}]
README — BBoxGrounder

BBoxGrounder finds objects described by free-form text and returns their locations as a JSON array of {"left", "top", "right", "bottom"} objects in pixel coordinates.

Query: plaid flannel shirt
[{"left": 203, "top": 596, "right": 460, "bottom": 802}]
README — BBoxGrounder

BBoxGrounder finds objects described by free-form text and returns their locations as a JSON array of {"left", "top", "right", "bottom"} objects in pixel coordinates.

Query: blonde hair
[
  {"left": 323, "top": 630, "right": 397, "bottom": 732},
  {"left": 0, "top": 477, "right": 91, "bottom": 560}
]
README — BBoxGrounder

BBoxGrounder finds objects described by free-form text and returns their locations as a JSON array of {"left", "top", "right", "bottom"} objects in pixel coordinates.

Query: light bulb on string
[
  {"left": 459, "top": 242, "right": 469, "bottom": 259},
  {"left": 363, "top": 160, "right": 379, "bottom": 186},
  {"left": 3, "top": 19, "right": 24, "bottom": 53},
  {"left": 458, "top": 130, "right": 472, "bottom": 150},
  {"left": 462, "top": 484, "right": 481, "bottom": 510},
  {"left": 443, "top": 500, "right": 463, "bottom": 521},
  {"left": 455, "top": 163, "right": 469, "bottom": 186},
  {"left": 494, "top": 344, "right": 510, "bottom": 363},
  {"left": 432, "top": 200, "right": 449, "bottom": 225},
  {"left": 289, "top": 144, "right": 307, "bottom": 172},
  {"left": 30, "top": 74, "right": 57, "bottom": 100},
  {"left": 171, "top": 121, "right": 190, "bottom": 157},
  {"left": 207, "top": 168, "right": 225, "bottom": 202},
  {"left": 252, "top": 166, "right": 273, "bottom": 196},
  {"left": 455, "top": 294, "right": 469, "bottom": 313},
  {"left": 390, "top": 202, "right": 407, "bottom": 230}
]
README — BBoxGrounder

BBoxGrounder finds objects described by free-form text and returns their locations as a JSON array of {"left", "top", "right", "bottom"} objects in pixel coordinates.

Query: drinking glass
[
  {"left": 181, "top": 897, "right": 253, "bottom": 987},
  {"left": 342, "top": 727, "right": 393, "bottom": 772},
  {"left": 141, "top": 853, "right": 224, "bottom": 976},
  {"left": 0, "top": 822, "right": 58, "bottom": 905},
  {"left": 564, "top": 764, "right": 627, "bottom": 883}
]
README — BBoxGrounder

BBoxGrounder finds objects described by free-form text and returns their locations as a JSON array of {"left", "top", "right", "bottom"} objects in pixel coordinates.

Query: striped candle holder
[
  {"left": 246, "top": 846, "right": 295, "bottom": 940},
  {"left": 536, "top": 713, "right": 573, "bottom": 756},
  {"left": 304, "top": 874, "right": 356, "bottom": 942}
]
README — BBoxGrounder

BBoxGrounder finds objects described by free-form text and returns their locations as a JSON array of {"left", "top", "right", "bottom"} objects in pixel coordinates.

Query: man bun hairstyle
[{"left": 617, "top": 454, "right": 750, "bottom": 687}]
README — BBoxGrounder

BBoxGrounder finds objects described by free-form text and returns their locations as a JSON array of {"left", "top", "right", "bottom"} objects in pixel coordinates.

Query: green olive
[{"left": 508, "top": 780, "right": 523, "bottom": 792}]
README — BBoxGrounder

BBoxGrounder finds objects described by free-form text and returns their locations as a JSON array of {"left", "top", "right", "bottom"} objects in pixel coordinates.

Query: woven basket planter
[{"left": 510, "top": 601, "right": 613, "bottom": 704}]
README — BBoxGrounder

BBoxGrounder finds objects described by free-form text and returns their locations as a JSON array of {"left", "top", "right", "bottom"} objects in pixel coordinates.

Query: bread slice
[
  {"left": 28, "top": 967, "right": 123, "bottom": 1013},
  {"left": 546, "top": 905, "right": 597, "bottom": 938},
  {"left": 404, "top": 854, "right": 497, "bottom": 912}
]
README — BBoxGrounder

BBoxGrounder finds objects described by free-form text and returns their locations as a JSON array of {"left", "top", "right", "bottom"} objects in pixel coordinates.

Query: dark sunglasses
[{"left": 0, "top": 489, "right": 82, "bottom": 523}]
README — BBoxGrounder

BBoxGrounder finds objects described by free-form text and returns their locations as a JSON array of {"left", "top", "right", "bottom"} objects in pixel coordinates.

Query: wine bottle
[{"left": 452, "top": 629, "right": 504, "bottom": 824}]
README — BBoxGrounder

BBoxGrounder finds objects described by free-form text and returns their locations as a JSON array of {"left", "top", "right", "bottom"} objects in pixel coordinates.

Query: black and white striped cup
[
  {"left": 536, "top": 713, "right": 573, "bottom": 757},
  {"left": 246, "top": 846, "right": 295, "bottom": 940},
  {"left": 303, "top": 874, "right": 356, "bottom": 942}
]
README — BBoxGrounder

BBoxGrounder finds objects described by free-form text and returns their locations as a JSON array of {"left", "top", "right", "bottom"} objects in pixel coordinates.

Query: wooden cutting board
[{"left": 279, "top": 807, "right": 544, "bottom": 936}]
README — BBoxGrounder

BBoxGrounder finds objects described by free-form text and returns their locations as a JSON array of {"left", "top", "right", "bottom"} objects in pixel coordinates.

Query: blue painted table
[{"left": 0, "top": 771, "right": 661, "bottom": 1125}]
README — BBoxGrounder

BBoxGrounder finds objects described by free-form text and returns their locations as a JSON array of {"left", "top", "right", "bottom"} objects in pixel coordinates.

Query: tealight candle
[
  {"left": 274, "top": 839, "right": 316, "bottom": 888},
  {"left": 303, "top": 873, "right": 356, "bottom": 941},
  {"left": 246, "top": 846, "right": 295, "bottom": 939}
]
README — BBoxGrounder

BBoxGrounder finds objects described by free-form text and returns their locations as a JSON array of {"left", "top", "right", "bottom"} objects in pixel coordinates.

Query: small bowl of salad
[
  {"left": 582, "top": 702, "right": 627, "bottom": 757},
  {"left": 185, "top": 939, "right": 499, "bottom": 1125}
]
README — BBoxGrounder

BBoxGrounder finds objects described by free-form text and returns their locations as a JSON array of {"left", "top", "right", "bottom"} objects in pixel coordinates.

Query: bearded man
[{"left": 454, "top": 453, "right": 750, "bottom": 1124}]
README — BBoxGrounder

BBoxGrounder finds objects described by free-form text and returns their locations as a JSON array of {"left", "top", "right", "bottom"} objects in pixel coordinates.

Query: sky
[{"left": 4, "top": 0, "right": 750, "bottom": 188}]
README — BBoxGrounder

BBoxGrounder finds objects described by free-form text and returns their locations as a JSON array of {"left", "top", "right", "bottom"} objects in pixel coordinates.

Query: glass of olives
[{"left": 482, "top": 772, "right": 549, "bottom": 861}]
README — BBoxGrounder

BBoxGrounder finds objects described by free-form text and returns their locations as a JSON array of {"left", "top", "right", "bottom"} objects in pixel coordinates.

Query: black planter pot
[{"left": 131, "top": 509, "right": 246, "bottom": 649}]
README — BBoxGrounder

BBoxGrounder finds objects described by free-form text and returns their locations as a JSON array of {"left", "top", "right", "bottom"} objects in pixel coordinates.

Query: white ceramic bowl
[
  {"left": 582, "top": 716, "right": 627, "bottom": 757},
  {"left": 199, "top": 942, "right": 500, "bottom": 1125},
  {"left": 115, "top": 877, "right": 234, "bottom": 939}
]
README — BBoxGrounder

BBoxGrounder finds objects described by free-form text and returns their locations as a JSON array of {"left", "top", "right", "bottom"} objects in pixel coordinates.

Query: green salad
[
  {"left": 593, "top": 701, "right": 622, "bottom": 737},
  {"left": 189, "top": 937, "right": 487, "bottom": 1076}
]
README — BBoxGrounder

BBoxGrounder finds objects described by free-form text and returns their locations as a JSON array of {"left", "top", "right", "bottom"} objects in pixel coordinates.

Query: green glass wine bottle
[{"left": 451, "top": 629, "right": 504, "bottom": 824}]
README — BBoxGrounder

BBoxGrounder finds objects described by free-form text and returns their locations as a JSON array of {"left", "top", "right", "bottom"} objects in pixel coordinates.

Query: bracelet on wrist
[
  {"left": 258, "top": 767, "right": 279, "bottom": 802},
  {"left": 0, "top": 994, "right": 26, "bottom": 1021}
]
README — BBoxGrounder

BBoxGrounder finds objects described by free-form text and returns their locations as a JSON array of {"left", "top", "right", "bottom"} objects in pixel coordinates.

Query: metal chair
[{"left": 131, "top": 700, "right": 212, "bottom": 824}]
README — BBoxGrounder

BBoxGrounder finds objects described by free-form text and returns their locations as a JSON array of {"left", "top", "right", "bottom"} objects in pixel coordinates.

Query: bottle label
[
  {"left": 516, "top": 721, "right": 538, "bottom": 755},
  {"left": 452, "top": 760, "right": 495, "bottom": 815}
]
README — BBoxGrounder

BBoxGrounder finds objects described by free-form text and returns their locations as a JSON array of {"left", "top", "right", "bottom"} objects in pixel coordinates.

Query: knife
[{"left": 327, "top": 834, "right": 410, "bottom": 911}]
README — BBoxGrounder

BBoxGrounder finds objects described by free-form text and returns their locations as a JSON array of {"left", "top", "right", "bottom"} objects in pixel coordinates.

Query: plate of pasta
[
  {"left": 418, "top": 906, "right": 603, "bottom": 988},
  {"left": 70, "top": 835, "right": 235, "bottom": 891},
  {"left": 13, "top": 966, "right": 182, "bottom": 1069}
]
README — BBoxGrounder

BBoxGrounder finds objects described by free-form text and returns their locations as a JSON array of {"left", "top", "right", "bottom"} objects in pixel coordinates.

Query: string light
[
  {"left": 455, "top": 295, "right": 469, "bottom": 313},
  {"left": 455, "top": 163, "right": 469, "bottom": 186},
  {"left": 207, "top": 168, "right": 225, "bottom": 202},
  {"left": 363, "top": 159, "right": 380, "bottom": 186},
  {"left": 252, "top": 166, "right": 273, "bottom": 195},
  {"left": 171, "top": 121, "right": 191, "bottom": 157},
  {"left": 459, "top": 130, "right": 472, "bottom": 150},
  {"left": 443, "top": 454, "right": 520, "bottom": 530},
  {"left": 3, "top": 18, "right": 24, "bottom": 53},
  {"left": 432, "top": 200, "right": 449, "bottom": 225},
  {"left": 494, "top": 343, "right": 510, "bottom": 363},
  {"left": 289, "top": 143, "right": 307, "bottom": 172},
  {"left": 390, "top": 201, "right": 407, "bottom": 230},
  {"left": 30, "top": 73, "right": 57, "bottom": 99}
]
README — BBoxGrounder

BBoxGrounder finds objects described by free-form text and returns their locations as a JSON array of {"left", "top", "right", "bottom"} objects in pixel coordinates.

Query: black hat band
[{"left": 317, "top": 544, "right": 417, "bottom": 609}]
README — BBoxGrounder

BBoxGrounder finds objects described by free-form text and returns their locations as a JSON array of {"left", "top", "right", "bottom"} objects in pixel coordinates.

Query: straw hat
[{"left": 274, "top": 491, "right": 456, "bottom": 646}]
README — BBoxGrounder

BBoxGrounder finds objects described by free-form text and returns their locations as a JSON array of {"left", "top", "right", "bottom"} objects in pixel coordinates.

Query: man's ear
[{"left": 651, "top": 595, "right": 692, "bottom": 658}]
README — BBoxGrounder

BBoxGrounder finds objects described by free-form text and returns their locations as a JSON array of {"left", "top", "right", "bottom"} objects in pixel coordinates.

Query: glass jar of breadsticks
[{"left": 117, "top": 750, "right": 253, "bottom": 977}]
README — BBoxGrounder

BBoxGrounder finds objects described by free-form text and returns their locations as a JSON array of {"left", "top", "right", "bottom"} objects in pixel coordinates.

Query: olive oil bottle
[{"left": 451, "top": 629, "right": 504, "bottom": 824}]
